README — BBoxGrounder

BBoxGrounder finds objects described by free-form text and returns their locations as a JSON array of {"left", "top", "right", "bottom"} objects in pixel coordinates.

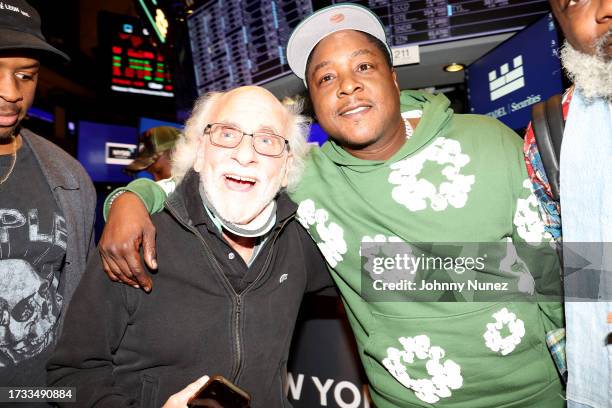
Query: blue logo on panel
[{"left": 466, "top": 13, "right": 563, "bottom": 130}]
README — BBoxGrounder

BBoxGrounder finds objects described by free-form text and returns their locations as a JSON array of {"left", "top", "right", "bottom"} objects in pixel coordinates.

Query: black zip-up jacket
[{"left": 47, "top": 171, "right": 333, "bottom": 407}]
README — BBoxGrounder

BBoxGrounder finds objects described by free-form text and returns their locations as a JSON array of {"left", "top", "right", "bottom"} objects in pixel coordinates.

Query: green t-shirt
[{"left": 106, "top": 91, "right": 564, "bottom": 407}]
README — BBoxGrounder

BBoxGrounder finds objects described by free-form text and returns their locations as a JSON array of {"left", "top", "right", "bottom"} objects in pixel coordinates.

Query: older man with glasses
[
  {"left": 46, "top": 86, "right": 332, "bottom": 408},
  {"left": 96, "top": 4, "right": 566, "bottom": 407}
]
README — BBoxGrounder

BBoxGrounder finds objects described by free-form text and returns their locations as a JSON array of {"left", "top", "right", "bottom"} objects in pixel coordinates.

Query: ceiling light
[{"left": 443, "top": 63, "right": 465, "bottom": 73}]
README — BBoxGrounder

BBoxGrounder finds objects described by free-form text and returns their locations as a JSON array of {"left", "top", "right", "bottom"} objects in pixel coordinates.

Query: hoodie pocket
[
  {"left": 140, "top": 374, "right": 159, "bottom": 408},
  {"left": 363, "top": 302, "right": 559, "bottom": 407}
]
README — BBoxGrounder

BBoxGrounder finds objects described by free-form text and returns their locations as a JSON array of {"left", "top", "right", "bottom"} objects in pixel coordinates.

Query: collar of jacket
[
  {"left": 165, "top": 169, "right": 297, "bottom": 232},
  {"left": 20, "top": 128, "right": 80, "bottom": 190}
]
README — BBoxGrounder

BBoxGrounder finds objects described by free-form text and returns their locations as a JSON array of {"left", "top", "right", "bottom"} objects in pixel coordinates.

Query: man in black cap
[
  {"left": 125, "top": 126, "right": 181, "bottom": 181},
  {"left": 0, "top": 0, "right": 96, "bottom": 398}
]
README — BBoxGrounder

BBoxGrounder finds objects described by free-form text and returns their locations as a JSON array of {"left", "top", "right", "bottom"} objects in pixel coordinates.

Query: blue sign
[
  {"left": 77, "top": 121, "right": 138, "bottom": 183},
  {"left": 466, "top": 13, "right": 564, "bottom": 130},
  {"left": 138, "top": 116, "right": 183, "bottom": 134},
  {"left": 308, "top": 123, "right": 328, "bottom": 146}
]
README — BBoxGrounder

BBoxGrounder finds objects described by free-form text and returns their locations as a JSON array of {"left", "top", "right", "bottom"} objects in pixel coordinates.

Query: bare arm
[{"left": 99, "top": 192, "right": 157, "bottom": 292}]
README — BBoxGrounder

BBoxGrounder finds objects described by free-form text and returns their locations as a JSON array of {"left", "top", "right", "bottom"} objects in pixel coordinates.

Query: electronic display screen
[
  {"left": 321, "top": 0, "right": 551, "bottom": 47},
  {"left": 465, "top": 12, "right": 563, "bottom": 130},
  {"left": 187, "top": 0, "right": 550, "bottom": 94},
  {"left": 105, "top": 15, "right": 174, "bottom": 97},
  {"left": 188, "top": 0, "right": 312, "bottom": 94}
]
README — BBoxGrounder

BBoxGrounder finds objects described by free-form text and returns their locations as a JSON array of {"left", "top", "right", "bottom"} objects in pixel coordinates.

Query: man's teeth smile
[
  {"left": 341, "top": 106, "right": 369, "bottom": 116},
  {"left": 225, "top": 175, "right": 256, "bottom": 192},
  {"left": 226, "top": 175, "right": 256, "bottom": 185}
]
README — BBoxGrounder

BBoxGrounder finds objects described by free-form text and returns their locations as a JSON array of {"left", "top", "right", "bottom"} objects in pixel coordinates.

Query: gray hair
[
  {"left": 560, "top": 39, "right": 612, "bottom": 102},
  {"left": 171, "top": 89, "right": 312, "bottom": 191}
]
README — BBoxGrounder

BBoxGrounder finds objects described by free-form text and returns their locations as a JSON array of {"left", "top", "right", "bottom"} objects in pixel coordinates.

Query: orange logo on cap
[{"left": 330, "top": 13, "right": 344, "bottom": 24}]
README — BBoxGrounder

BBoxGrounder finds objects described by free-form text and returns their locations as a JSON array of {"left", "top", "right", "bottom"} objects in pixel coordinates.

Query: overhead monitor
[
  {"left": 187, "top": 0, "right": 550, "bottom": 94},
  {"left": 465, "top": 12, "right": 564, "bottom": 130},
  {"left": 187, "top": 0, "right": 312, "bottom": 94},
  {"left": 101, "top": 13, "right": 175, "bottom": 98}
]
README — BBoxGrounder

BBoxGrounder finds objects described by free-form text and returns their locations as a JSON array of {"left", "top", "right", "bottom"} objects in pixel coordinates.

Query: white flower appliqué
[
  {"left": 483, "top": 307, "right": 525, "bottom": 355},
  {"left": 296, "top": 199, "right": 347, "bottom": 267},
  {"left": 389, "top": 137, "right": 475, "bottom": 212},
  {"left": 382, "top": 335, "right": 463, "bottom": 404},
  {"left": 514, "top": 179, "right": 553, "bottom": 243}
]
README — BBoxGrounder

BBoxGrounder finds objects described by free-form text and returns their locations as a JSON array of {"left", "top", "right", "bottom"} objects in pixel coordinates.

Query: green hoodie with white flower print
[
  {"left": 105, "top": 90, "right": 564, "bottom": 407},
  {"left": 290, "top": 90, "right": 564, "bottom": 407}
]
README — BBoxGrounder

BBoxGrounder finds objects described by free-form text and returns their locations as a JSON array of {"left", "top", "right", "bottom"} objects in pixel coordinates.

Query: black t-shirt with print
[{"left": 0, "top": 140, "right": 67, "bottom": 391}]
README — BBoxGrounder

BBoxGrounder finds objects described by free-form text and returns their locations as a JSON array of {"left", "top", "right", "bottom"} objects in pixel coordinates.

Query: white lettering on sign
[
  {"left": 511, "top": 94, "right": 542, "bottom": 112},
  {"left": 334, "top": 381, "right": 360, "bottom": 408},
  {"left": 391, "top": 45, "right": 420, "bottom": 66},
  {"left": 287, "top": 372, "right": 304, "bottom": 399},
  {"left": 287, "top": 373, "right": 372, "bottom": 407},
  {"left": 312, "top": 377, "right": 334, "bottom": 406},
  {"left": 484, "top": 106, "right": 508, "bottom": 119},
  {"left": 105, "top": 142, "right": 137, "bottom": 165}
]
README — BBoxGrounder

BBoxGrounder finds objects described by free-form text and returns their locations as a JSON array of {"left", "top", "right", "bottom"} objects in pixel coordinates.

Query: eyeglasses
[{"left": 204, "top": 123, "right": 289, "bottom": 157}]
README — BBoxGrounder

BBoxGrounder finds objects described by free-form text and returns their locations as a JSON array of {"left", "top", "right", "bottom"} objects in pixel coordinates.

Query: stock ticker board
[
  {"left": 326, "top": 0, "right": 551, "bottom": 46},
  {"left": 187, "top": 0, "right": 312, "bottom": 94},
  {"left": 187, "top": 0, "right": 550, "bottom": 94},
  {"left": 109, "top": 18, "right": 175, "bottom": 98}
]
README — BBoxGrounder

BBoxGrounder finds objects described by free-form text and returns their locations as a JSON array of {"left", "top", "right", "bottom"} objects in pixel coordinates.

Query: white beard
[
  {"left": 560, "top": 38, "right": 612, "bottom": 102},
  {"left": 200, "top": 161, "right": 286, "bottom": 225}
]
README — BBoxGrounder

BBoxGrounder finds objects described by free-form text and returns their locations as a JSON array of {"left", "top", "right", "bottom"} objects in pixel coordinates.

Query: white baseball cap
[{"left": 286, "top": 3, "right": 391, "bottom": 84}]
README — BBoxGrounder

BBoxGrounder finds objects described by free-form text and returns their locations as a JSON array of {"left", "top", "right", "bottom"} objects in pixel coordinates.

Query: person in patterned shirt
[{"left": 524, "top": 1, "right": 611, "bottom": 407}]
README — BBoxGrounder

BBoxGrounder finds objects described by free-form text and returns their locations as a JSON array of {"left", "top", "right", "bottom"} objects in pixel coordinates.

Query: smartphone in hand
[{"left": 187, "top": 375, "right": 251, "bottom": 408}]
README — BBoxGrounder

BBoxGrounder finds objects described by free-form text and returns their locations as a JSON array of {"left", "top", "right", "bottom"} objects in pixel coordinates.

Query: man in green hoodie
[{"left": 99, "top": 4, "right": 565, "bottom": 407}]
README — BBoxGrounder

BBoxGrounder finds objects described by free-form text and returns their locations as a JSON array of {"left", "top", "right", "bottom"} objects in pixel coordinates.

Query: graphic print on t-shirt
[
  {"left": 0, "top": 209, "right": 66, "bottom": 367},
  {"left": 0, "top": 144, "right": 67, "bottom": 369}
]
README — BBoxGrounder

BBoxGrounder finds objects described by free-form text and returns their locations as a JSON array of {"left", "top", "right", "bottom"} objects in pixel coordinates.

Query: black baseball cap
[{"left": 0, "top": 0, "right": 69, "bottom": 62}]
